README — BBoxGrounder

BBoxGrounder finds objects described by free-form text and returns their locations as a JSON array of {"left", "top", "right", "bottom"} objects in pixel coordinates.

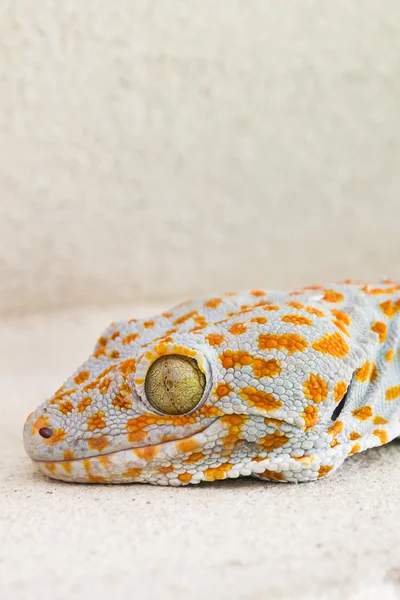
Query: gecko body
[{"left": 24, "top": 280, "right": 400, "bottom": 485}]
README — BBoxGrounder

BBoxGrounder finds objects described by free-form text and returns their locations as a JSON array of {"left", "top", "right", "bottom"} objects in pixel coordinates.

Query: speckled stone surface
[{"left": 1, "top": 306, "right": 399, "bottom": 600}]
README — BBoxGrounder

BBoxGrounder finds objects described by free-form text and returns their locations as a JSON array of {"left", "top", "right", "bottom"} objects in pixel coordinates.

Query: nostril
[{"left": 39, "top": 427, "right": 53, "bottom": 439}]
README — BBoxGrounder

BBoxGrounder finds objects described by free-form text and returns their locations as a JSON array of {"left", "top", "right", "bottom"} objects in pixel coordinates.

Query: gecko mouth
[
  {"left": 32, "top": 418, "right": 220, "bottom": 465},
  {"left": 31, "top": 418, "right": 225, "bottom": 484}
]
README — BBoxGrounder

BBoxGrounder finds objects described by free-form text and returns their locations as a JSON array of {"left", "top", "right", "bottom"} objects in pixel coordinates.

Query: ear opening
[{"left": 331, "top": 377, "right": 353, "bottom": 421}]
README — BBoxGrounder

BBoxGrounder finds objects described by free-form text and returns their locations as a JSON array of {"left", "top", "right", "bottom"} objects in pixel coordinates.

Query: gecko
[{"left": 23, "top": 279, "right": 400, "bottom": 486}]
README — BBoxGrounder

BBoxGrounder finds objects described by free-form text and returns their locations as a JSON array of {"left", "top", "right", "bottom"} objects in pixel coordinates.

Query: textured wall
[{"left": 0, "top": 1, "right": 399, "bottom": 315}]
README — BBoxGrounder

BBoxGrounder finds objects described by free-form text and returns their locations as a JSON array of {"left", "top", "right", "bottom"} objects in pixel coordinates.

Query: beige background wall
[{"left": 0, "top": 0, "right": 399, "bottom": 315}]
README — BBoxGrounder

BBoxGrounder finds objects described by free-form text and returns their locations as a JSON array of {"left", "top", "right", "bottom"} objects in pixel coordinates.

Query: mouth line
[{"left": 33, "top": 418, "right": 220, "bottom": 464}]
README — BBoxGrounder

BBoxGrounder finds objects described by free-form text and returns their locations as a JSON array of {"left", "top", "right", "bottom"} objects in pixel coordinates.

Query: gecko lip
[{"left": 30, "top": 418, "right": 221, "bottom": 465}]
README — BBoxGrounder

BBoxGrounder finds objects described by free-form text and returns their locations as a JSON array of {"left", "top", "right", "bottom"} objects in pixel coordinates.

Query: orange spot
[
  {"left": 303, "top": 373, "right": 328, "bottom": 403},
  {"left": 98, "top": 456, "right": 110, "bottom": 468},
  {"left": 332, "top": 319, "right": 350, "bottom": 337},
  {"left": 349, "top": 443, "right": 361, "bottom": 455},
  {"left": 373, "top": 416, "right": 388, "bottom": 425},
  {"left": 302, "top": 405, "right": 319, "bottom": 429},
  {"left": 258, "top": 333, "right": 308, "bottom": 354},
  {"left": 386, "top": 385, "right": 400, "bottom": 401},
  {"left": 370, "top": 363, "right": 378, "bottom": 383},
  {"left": 123, "top": 467, "right": 142, "bottom": 478},
  {"left": 63, "top": 450, "right": 76, "bottom": 461},
  {"left": 385, "top": 349, "right": 395, "bottom": 363},
  {"left": 220, "top": 349, "right": 253, "bottom": 369},
  {"left": 252, "top": 358, "right": 281, "bottom": 379},
  {"left": 352, "top": 406, "right": 372, "bottom": 420},
  {"left": 240, "top": 386, "right": 282, "bottom": 411},
  {"left": 305, "top": 307, "right": 326, "bottom": 317},
  {"left": 355, "top": 360, "right": 373, "bottom": 382},
  {"left": 93, "top": 346, "right": 107, "bottom": 358},
  {"left": 373, "top": 430, "right": 388, "bottom": 444},
  {"left": 109, "top": 350, "right": 120, "bottom": 360},
  {"left": 282, "top": 314, "right": 313, "bottom": 326},
  {"left": 251, "top": 316, "right": 268, "bottom": 325},
  {"left": 123, "top": 333, "right": 139, "bottom": 344},
  {"left": 334, "top": 381, "right": 348, "bottom": 403},
  {"left": 194, "top": 314, "right": 208, "bottom": 327},
  {"left": 259, "top": 431, "right": 289, "bottom": 450},
  {"left": 260, "top": 469, "right": 285, "bottom": 481},
  {"left": 371, "top": 321, "right": 387, "bottom": 343},
  {"left": 97, "top": 337, "right": 108, "bottom": 347},
  {"left": 331, "top": 439, "right": 341, "bottom": 448},
  {"left": 32, "top": 415, "right": 49, "bottom": 433},
  {"left": 99, "top": 378, "right": 112, "bottom": 395},
  {"left": 158, "top": 465, "right": 175, "bottom": 475},
  {"left": 112, "top": 394, "right": 132, "bottom": 410},
  {"left": 206, "top": 333, "right": 225, "bottom": 347},
  {"left": 87, "top": 411, "right": 107, "bottom": 431},
  {"left": 96, "top": 366, "right": 114, "bottom": 381},
  {"left": 328, "top": 421, "right": 344, "bottom": 436},
  {"left": 83, "top": 380, "right": 98, "bottom": 392},
  {"left": 331, "top": 309, "right": 351, "bottom": 326},
  {"left": 379, "top": 299, "right": 394, "bottom": 318},
  {"left": 162, "top": 328, "right": 175, "bottom": 336},
  {"left": 176, "top": 438, "right": 199, "bottom": 454},
  {"left": 262, "top": 305, "right": 279, "bottom": 311},
  {"left": 348, "top": 431, "right": 361, "bottom": 441},
  {"left": 74, "top": 371, "right": 90, "bottom": 385},
  {"left": 162, "top": 312, "right": 173, "bottom": 318},
  {"left": 118, "top": 359, "right": 136, "bottom": 375},
  {"left": 204, "top": 298, "right": 223, "bottom": 308},
  {"left": 322, "top": 290, "right": 344, "bottom": 303},
  {"left": 250, "top": 289, "right": 266, "bottom": 297},
  {"left": 229, "top": 322, "right": 250, "bottom": 335},
  {"left": 88, "top": 435, "right": 109, "bottom": 452},
  {"left": 222, "top": 414, "right": 246, "bottom": 427},
  {"left": 178, "top": 472, "right": 193, "bottom": 482},
  {"left": 215, "top": 383, "right": 232, "bottom": 398},
  {"left": 134, "top": 446, "right": 159, "bottom": 461},
  {"left": 58, "top": 401, "right": 74, "bottom": 415},
  {"left": 87, "top": 474, "right": 107, "bottom": 482},
  {"left": 286, "top": 301, "right": 304, "bottom": 309},
  {"left": 173, "top": 310, "right": 198, "bottom": 326},
  {"left": 183, "top": 452, "right": 205, "bottom": 464},
  {"left": 312, "top": 332, "right": 350, "bottom": 358},
  {"left": 77, "top": 397, "right": 92, "bottom": 413},
  {"left": 44, "top": 428, "right": 67, "bottom": 446},
  {"left": 61, "top": 462, "right": 72, "bottom": 474},
  {"left": 143, "top": 320, "right": 154, "bottom": 328},
  {"left": 49, "top": 387, "right": 77, "bottom": 404},
  {"left": 127, "top": 430, "right": 147, "bottom": 443},
  {"left": 44, "top": 463, "right": 56, "bottom": 474},
  {"left": 204, "top": 463, "right": 233, "bottom": 481},
  {"left": 318, "top": 465, "right": 333, "bottom": 478},
  {"left": 362, "top": 285, "right": 397, "bottom": 295},
  {"left": 83, "top": 459, "right": 92, "bottom": 474}
]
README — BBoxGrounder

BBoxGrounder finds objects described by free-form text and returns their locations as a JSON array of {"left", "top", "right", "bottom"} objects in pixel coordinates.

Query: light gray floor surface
[{"left": 1, "top": 305, "right": 399, "bottom": 600}]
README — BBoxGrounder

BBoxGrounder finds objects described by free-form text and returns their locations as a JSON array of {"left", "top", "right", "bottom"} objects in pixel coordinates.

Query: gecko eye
[{"left": 144, "top": 355, "right": 206, "bottom": 415}]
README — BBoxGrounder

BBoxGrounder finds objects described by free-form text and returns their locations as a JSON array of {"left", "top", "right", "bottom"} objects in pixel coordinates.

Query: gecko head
[{"left": 24, "top": 300, "right": 381, "bottom": 485}]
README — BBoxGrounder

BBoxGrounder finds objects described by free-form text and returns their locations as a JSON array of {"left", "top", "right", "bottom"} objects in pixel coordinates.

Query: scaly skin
[{"left": 24, "top": 280, "right": 400, "bottom": 485}]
